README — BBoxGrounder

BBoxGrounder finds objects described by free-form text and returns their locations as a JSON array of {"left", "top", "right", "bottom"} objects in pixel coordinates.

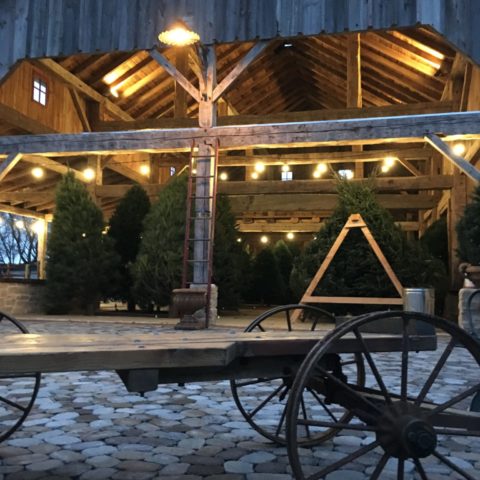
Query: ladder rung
[
  {"left": 189, "top": 238, "right": 212, "bottom": 241},
  {"left": 187, "top": 259, "right": 210, "bottom": 263},
  {"left": 191, "top": 175, "right": 215, "bottom": 179},
  {"left": 190, "top": 195, "right": 214, "bottom": 199}
]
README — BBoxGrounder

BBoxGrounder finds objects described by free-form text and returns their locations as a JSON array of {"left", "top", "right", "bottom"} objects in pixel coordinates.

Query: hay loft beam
[
  {"left": 424, "top": 133, "right": 480, "bottom": 182},
  {"left": 1, "top": 111, "right": 480, "bottom": 155},
  {"left": 0, "top": 152, "right": 22, "bottom": 181}
]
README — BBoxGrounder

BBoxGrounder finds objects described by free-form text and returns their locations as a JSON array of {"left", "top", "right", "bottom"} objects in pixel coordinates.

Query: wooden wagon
[{"left": 1, "top": 305, "right": 480, "bottom": 479}]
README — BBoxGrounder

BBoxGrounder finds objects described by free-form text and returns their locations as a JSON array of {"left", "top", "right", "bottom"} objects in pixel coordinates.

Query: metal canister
[{"left": 403, "top": 288, "right": 435, "bottom": 334}]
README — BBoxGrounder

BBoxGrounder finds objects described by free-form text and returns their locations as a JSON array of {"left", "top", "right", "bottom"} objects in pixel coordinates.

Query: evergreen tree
[
  {"left": 291, "top": 179, "right": 446, "bottom": 312},
  {"left": 273, "top": 240, "right": 294, "bottom": 303},
  {"left": 45, "top": 172, "right": 119, "bottom": 314},
  {"left": 456, "top": 185, "right": 480, "bottom": 265},
  {"left": 132, "top": 175, "right": 187, "bottom": 310},
  {"left": 108, "top": 185, "right": 150, "bottom": 311},
  {"left": 213, "top": 195, "right": 246, "bottom": 310},
  {"left": 133, "top": 177, "right": 249, "bottom": 311},
  {"left": 251, "top": 247, "right": 285, "bottom": 305}
]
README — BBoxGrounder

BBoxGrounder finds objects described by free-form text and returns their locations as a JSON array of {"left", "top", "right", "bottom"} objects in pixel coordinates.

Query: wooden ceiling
[{"left": 0, "top": 27, "right": 460, "bottom": 219}]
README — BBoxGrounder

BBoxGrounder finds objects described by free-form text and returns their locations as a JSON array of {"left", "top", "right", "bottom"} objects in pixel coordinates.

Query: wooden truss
[{"left": 298, "top": 213, "right": 404, "bottom": 308}]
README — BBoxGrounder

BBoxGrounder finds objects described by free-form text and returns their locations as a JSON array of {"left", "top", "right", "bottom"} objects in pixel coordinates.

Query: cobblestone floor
[{"left": 0, "top": 319, "right": 479, "bottom": 480}]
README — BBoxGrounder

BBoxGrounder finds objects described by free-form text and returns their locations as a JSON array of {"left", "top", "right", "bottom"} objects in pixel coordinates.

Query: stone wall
[{"left": 0, "top": 279, "right": 46, "bottom": 315}]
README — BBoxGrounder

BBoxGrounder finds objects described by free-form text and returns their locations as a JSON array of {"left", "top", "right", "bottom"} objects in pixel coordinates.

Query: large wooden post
[{"left": 36, "top": 215, "right": 50, "bottom": 280}]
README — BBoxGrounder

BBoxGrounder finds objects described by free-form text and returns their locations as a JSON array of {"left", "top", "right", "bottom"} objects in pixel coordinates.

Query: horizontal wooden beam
[
  {"left": 94, "top": 101, "right": 455, "bottom": 132},
  {"left": 219, "top": 176, "right": 453, "bottom": 195},
  {"left": 237, "top": 220, "right": 419, "bottom": 233},
  {"left": 95, "top": 184, "right": 162, "bottom": 197},
  {"left": 0, "top": 203, "right": 45, "bottom": 219},
  {"left": 219, "top": 148, "right": 430, "bottom": 166},
  {"left": 229, "top": 193, "right": 440, "bottom": 214},
  {"left": 2, "top": 111, "right": 480, "bottom": 156},
  {"left": 0, "top": 191, "right": 53, "bottom": 203}
]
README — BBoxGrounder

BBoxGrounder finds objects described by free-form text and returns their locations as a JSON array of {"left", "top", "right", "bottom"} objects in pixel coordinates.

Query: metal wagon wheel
[
  {"left": 286, "top": 310, "right": 480, "bottom": 480},
  {"left": 230, "top": 304, "right": 365, "bottom": 446},
  {"left": 0, "top": 311, "right": 41, "bottom": 443}
]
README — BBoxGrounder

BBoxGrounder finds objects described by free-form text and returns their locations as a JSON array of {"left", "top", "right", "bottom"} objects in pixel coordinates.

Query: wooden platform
[{"left": 0, "top": 330, "right": 437, "bottom": 376}]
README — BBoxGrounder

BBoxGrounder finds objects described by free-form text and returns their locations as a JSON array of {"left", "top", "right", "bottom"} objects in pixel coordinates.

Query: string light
[
  {"left": 140, "top": 164, "right": 150, "bottom": 176},
  {"left": 219, "top": 172, "right": 228, "bottom": 181},
  {"left": 452, "top": 143, "right": 466, "bottom": 156},
  {"left": 254, "top": 162, "right": 265, "bottom": 173},
  {"left": 83, "top": 168, "right": 96, "bottom": 182},
  {"left": 313, "top": 170, "right": 321, "bottom": 179},
  {"left": 236, "top": 238, "right": 242, "bottom": 243},
  {"left": 317, "top": 163, "right": 328, "bottom": 174},
  {"left": 31, "top": 220, "right": 45, "bottom": 235},
  {"left": 260, "top": 235, "right": 269, "bottom": 244},
  {"left": 338, "top": 169, "right": 354, "bottom": 180},
  {"left": 286, "top": 232, "right": 295, "bottom": 240},
  {"left": 251, "top": 172, "right": 259, "bottom": 180},
  {"left": 384, "top": 156, "right": 397, "bottom": 168},
  {"left": 31, "top": 167, "right": 44, "bottom": 179},
  {"left": 281, "top": 164, "right": 290, "bottom": 172}
]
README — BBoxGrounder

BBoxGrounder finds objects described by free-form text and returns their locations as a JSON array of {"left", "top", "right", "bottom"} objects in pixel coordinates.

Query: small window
[
  {"left": 32, "top": 77, "right": 47, "bottom": 106},
  {"left": 170, "top": 166, "right": 176, "bottom": 176},
  {"left": 281, "top": 170, "right": 293, "bottom": 181}
]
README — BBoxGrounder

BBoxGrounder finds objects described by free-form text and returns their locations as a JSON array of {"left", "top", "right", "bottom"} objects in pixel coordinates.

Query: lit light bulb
[
  {"left": 384, "top": 156, "right": 397, "bottom": 168},
  {"left": 281, "top": 164, "right": 290, "bottom": 172},
  {"left": 317, "top": 163, "right": 328, "bottom": 174},
  {"left": 110, "top": 87, "right": 119, "bottom": 98},
  {"left": 260, "top": 235, "right": 269, "bottom": 244},
  {"left": 338, "top": 169, "right": 354, "bottom": 180},
  {"left": 219, "top": 172, "right": 228, "bottom": 181},
  {"left": 32, "top": 220, "right": 44, "bottom": 235},
  {"left": 83, "top": 168, "right": 96, "bottom": 181},
  {"left": 254, "top": 162, "right": 265, "bottom": 173},
  {"left": 31, "top": 167, "right": 44, "bottom": 179},
  {"left": 381, "top": 164, "right": 390, "bottom": 173},
  {"left": 313, "top": 170, "right": 321, "bottom": 179},
  {"left": 452, "top": 143, "right": 466, "bottom": 156},
  {"left": 236, "top": 237, "right": 242, "bottom": 243},
  {"left": 140, "top": 164, "right": 150, "bottom": 176},
  {"left": 192, "top": 168, "right": 197, "bottom": 175},
  {"left": 286, "top": 232, "right": 295, "bottom": 240},
  {"left": 158, "top": 24, "right": 200, "bottom": 47},
  {"left": 251, "top": 172, "right": 259, "bottom": 180}
]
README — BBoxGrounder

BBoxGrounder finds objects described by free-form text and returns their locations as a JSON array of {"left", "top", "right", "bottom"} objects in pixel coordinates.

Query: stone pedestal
[{"left": 459, "top": 288, "right": 480, "bottom": 336}]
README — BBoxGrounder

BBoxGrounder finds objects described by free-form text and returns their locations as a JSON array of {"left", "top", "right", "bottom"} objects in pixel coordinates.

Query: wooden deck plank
[{"left": 0, "top": 331, "right": 436, "bottom": 376}]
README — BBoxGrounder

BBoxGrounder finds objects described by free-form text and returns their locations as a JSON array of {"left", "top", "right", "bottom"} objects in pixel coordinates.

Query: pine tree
[
  {"left": 45, "top": 172, "right": 119, "bottom": 314},
  {"left": 456, "top": 185, "right": 480, "bottom": 265},
  {"left": 213, "top": 195, "right": 246, "bottom": 310},
  {"left": 132, "top": 175, "right": 187, "bottom": 310},
  {"left": 291, "top": 179, "right": 446, "bottom": 312},
  {"left": 251, "top": 247, "right": 286, "bottom": 305},
  {"left": 108, "top": 185, "right": 150, "bottom": 311},
  {"left": 273, "top": 240, "right": 294, "bottom": 303}
]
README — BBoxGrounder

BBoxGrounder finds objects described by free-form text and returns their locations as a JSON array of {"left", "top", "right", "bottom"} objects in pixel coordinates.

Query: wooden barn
[{"left": 0, "top": 0, "right": 479, "bottom": 316}]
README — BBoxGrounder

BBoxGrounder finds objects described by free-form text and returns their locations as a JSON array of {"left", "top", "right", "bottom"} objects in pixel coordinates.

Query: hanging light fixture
[{"left": 158, "top": 20, "right": 200, "bottom": 47}]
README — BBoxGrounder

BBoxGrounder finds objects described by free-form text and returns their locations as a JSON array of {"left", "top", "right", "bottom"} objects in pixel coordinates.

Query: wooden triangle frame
[{"left": 298, "top": 213, "right": 404, "bottom": 307}]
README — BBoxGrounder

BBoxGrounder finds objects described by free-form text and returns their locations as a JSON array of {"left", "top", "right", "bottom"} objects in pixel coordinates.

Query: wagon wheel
[
  {"left": 286, "top": 311, "right": 480, "bottom": 480},
  {"left": 0, "top": 311, "right": 41, "bottom": 443},
  {"left": 230, "top": 304, "right": 365, "bottom": 446}
]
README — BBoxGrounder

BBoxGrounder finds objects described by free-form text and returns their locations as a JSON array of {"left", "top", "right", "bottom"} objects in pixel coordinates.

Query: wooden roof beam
[
  {"left": 0, "top": 153, "right": 22, "bottom": 181},
  {"left": 2, "top": 111, "right": 480, "bottom": 155},
  {"left": 219, "top": 176, "right": 453, "bottom": 195}
]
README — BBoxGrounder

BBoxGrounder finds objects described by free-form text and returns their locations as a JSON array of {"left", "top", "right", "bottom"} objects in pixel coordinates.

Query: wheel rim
[
  {"left": 0, "top": 312, "right": 41, "bottom": 443},
  {"left": 286, "top": 311, "right": 480, "bottom": 480},
  {"left": 230, "top": 304, "right": 365, "bottom": 446}
]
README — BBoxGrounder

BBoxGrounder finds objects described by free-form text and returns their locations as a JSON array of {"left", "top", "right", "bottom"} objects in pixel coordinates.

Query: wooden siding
[
  {"left": 0, "top": 0, "right": 479, "bottom": 80},
  {"left": 0, "top": 62, "right": 83, "bottom": 133}
]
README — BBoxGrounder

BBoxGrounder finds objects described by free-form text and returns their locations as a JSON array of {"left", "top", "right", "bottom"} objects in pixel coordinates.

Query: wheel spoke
[
  {"left": 427, "top": 383, "right": 480, "bottom": 418},
  {"left": 397, "top": 458, "right": 404, "bottom": 480},
  {"left": 254, "top": 324, "right": 266, "bottom": 332},
  {"left": 414, "top": 459, "right": 428, "bottom": 480},
  {"left": 415, "top": 338, "right": 456, "bottom": 406},
  {"left": 235, "top": 377, "right": 281, "bottom": 388},
  {"left": 296, "top": 418, "right": 377, "bottom": 432},
  {"left": 400, "top": 317, "right": 409, "bottom": 402},
  {"left": 306, "top": 440, "right": 380, "bottom": 480},
  {"left": 285, "top": 310, "right": 292, "bottom": 331},
  {"left": 275, "top": 402, "right": 288, "bottom": 437},
  {"left": 314, "top": 365, "right": 382, "bottom": 414},
  {"left": 307, "top": 387, "right": 338, "bottom": 423},
  {"left": 433, "top": 450, "right": 477, "bottom": 480},
  {"left": 0, "top": 395, "right": 27, "bottom": 412},
  {"left": 352, "top": 328, "right": 392, "bottom": 404},
  {"left": 247, "top": 383, "right": 285, "bottom": 419},
  {"left": 300, "top": 395, "right": 310, "bottom": 438},
  {"left": 434, "top": 428, "right": 480, "bottom": 437},
  {"left": 370, "top": 452, "right": 389, "bottom": 480}
]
